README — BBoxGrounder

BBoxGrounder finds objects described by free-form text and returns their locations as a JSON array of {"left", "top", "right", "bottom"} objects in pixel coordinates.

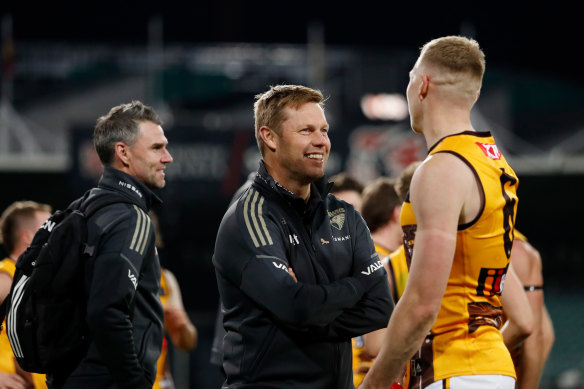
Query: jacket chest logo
[
  {"left": 328, "top": 208, "right": 346, "bottom": 230},
  {"left": 288, "top": 234, "right": 300, "bottom": 245}
]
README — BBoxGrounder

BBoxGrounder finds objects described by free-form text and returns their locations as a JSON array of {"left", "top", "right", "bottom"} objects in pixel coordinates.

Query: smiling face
[
  {"left": 124, "top": 121, "right": 173, "bottom": 189},
  {"left": 264, "top": 102, "right": 330, "bottom": 197}
]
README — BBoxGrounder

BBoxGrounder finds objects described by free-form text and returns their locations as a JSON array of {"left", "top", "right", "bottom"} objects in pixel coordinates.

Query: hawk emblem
[{"left": 328, "top": 208, "right": 346, "bottom": 230}]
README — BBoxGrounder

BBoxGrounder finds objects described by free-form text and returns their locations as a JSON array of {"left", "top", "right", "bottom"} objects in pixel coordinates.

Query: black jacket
[
  {"left": 50, "top": 167, "right": 164, "bottom": 389},
  {"left": 213, "top": 162, "right": 393, "bottom": 389}
]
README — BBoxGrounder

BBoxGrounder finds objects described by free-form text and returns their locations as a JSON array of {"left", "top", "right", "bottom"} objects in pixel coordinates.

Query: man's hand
[
  {"left": 164, "top": 305, "right": 197, "bottom": 351},
  {"left": 288, "top": 267, "right": 298, "bottom": 283},
  {"left": 0, "top": 371, "right": 28, "bottom": 389}
]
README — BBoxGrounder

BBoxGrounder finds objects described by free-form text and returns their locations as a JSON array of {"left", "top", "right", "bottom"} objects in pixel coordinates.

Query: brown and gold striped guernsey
[{"left": 400, "top": 131, "right": 518, "bottom": 387}]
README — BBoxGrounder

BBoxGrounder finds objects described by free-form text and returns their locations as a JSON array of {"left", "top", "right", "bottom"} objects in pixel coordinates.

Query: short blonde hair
[
  {"left": 419, "top": 36, "right": 485, "bottom": 97},
  {"left": 253, "top": 85, "right": 324, "bottom": 156},
  {"left": 0, "top": 201, "right": 52, "bottom": 253}
]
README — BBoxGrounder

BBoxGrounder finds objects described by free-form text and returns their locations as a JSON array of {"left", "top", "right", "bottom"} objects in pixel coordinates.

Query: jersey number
[{"left": 499, "top": 168, "right": 517, "bottom": 259}]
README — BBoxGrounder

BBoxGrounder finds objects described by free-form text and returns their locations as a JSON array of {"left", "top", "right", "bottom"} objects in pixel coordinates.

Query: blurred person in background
[
  {"left": 329, "top": 172, "right": 365, "bottom": 212},
  {"left": 213, "top": 84, "right": 392, "bottom": 388},
  {"left": 361, "top": 36, "right": 519, "bottom": 389},
  {"left": 389, "top": 160, "right": 421, "bottom": 305},
  {"left": 0, "top": 201, "right": 52, "bottom": 389},
  {"left": 504, "top": 231, "right": 555, "bottom": 389},
  {"left": 149, "top": 211, "right": 197, "bottom": 389},
  {"left": 352, "top": 176, "right": 403, "bottom": 388}
]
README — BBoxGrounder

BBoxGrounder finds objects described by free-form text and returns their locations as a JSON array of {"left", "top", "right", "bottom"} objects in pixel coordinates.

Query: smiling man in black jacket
[
  {"left": 213, "top": 85, "right": 393, "bottom": 388},
  {"left": 48, "top": 101, "right": 173, "bottom": 389}
]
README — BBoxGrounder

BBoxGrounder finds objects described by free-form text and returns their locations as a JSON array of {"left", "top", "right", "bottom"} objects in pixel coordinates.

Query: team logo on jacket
[
  {"left": 476, "top": 142, "right": 501, "bottom": 160},
  {"left": 328, "top": 208, "right": 346, "bottom": 230}
]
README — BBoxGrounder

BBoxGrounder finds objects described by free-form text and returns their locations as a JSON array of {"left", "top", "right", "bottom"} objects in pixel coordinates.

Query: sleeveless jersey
[
  {"left": 0, "top": 258, "right": 47, "bottom": 388},
  {"left": 387, "top": 245, "right": 409, "bottom": 304},
  {"left": 400, "top": 131, "right": 518, "bottom": 387},
  {"left": 154, "top": 269, "right": 173, "bottom": 389}
]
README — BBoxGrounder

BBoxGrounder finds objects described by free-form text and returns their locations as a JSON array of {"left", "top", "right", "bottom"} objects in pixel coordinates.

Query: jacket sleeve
[
  {"left": 321, "top": 212, "right": 394, "bottom": 340},
  {"left": 213, "top": 201, "right": 370, "bottom": 328},
  {"left": 85, "top": 204, "right": 153, "bottom": 389}
]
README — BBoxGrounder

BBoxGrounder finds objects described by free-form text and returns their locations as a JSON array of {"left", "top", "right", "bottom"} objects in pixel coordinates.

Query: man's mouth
[{"left": 306, "top": 154, "right": 323, "bottom": 160}]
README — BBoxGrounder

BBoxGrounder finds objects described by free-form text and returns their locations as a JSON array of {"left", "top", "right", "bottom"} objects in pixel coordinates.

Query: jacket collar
[
  {"left": 97, "top": 166, "right": 162, "bottom": 211},
  {"left": 254, "top": 160, "right": 332, "bottom": 217}
]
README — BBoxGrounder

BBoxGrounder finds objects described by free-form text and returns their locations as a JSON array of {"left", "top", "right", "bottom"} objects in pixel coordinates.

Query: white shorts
[{"left": 425, "top": 375, "right": 515, "bottom": 389}]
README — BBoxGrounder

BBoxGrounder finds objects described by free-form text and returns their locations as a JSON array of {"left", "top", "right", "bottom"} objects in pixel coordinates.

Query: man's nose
[
  {"left": 162, "top": 149, "right": 173, "bottom": 163},
  {"left": 312, "top": 131, "right": 329, "bottom": 146}
]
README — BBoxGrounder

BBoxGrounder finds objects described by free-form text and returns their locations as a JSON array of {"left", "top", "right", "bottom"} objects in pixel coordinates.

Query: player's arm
[
  {"left": 360, "top": 154, "right": 469, "bottom": 389},
  {"left": 163, "top": 269, "right": 197, "bottom": 351},
  {"left": 511, "top": 239, "right": 546, "bottom": 389},
  {"left": 500, "top": 263, "right": 534, "bottom": 349},
  {"left": 363, "top": 257, "right": 394, "bottom": 357},
  {"left": 0, "top": 371, "right": 27, "bottom": 389},
  {"left": 0, "top": 271, "right": 11, "bottom": 304},
  {"left": 0, "top": 271, "right": 28, "bottom": 389},
  {"left": 541, "top": 305, "right": 555, "bottom": 365}
]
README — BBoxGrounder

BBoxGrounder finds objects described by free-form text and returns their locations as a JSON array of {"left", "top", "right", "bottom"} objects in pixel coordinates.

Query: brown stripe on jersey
[
  {"left": 407, "top": 333, "right": 435, "bottom": 389},
  {"left": 387, "top": 260, "right": 399, "bottom": 305},
  {"left": 467, "top": 302, "right": 503, "bottom": 333},
  {"left": 402, "top": 224, "right": 416, "bottom": 270}
]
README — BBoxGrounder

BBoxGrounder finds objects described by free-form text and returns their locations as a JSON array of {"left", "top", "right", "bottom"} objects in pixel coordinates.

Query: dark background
[{"left": 2, "top": 2, "right": 581, "bottom": 83}]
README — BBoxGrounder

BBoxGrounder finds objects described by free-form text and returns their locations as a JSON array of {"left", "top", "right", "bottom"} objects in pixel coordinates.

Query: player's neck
[
  {"left": 422, "top": 109, "right": 474, "bottom": 149},
  {"left": 371, "top": 228, "right": 399, "bottom": 253}
]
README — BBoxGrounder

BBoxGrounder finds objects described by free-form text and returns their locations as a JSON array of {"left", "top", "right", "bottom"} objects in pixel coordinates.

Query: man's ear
[
  {"left": 392, "top": 205, "right": 402, "bottom": 222},
  {"left": 21, "top": 229, "right": 34, "bottom": 247},
  {"left": 260, "top": 126, "right": 277, "bottom": 152},
  {"left": 114, "top": 142, "right": 130, "bottom": 167},
  {"left": 419, "top": 74, "right": 430, "bottom": 100}
]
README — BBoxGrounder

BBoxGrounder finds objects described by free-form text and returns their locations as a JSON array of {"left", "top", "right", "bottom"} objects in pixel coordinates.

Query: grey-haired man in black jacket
[
  {"left": 213, "top": 85, "right": 393, "bottom": 388},
  {"left": 48, "top": 101, "right": 173, "bottom": 389}
]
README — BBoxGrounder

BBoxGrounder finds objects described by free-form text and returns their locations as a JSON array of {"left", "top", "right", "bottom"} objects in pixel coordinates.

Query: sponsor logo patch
[
  {"left": 476, "top": 142, "right": 501, "bottom": 160},
  {"left": 360, "top": 260, "right": 384, "bottom": 276},
  {"left": 476, "top": 265, "right": 508, "bottom": 296},
  {"left": 288, "top": 234, "right": 300, "bottom": 246}
]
